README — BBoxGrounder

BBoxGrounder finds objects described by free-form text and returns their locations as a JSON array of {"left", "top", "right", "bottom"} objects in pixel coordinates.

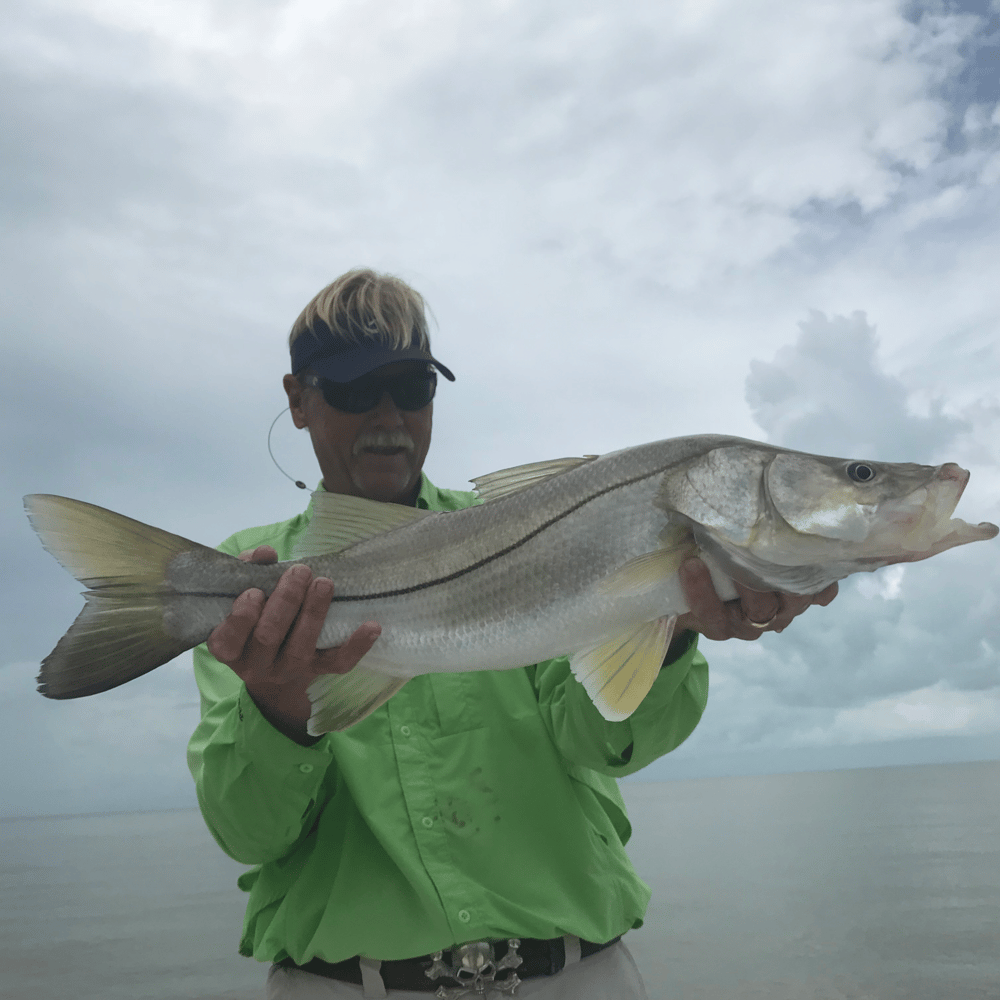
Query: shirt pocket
[
  {"left": 427, "top": 669, "right": 541, "bottom": 736},
  {"left": 426, "top": 672, "right": 485, "bottom": 735}
]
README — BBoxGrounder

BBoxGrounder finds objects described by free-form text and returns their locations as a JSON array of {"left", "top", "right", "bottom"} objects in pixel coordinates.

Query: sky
[{"left": 2, "top": 0, "right": 999, "bottom": 818}]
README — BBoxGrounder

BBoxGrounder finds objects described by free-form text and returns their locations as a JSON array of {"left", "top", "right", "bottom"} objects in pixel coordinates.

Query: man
[{"left": 188, "top": 269, "right": 837, "bottom": 999}]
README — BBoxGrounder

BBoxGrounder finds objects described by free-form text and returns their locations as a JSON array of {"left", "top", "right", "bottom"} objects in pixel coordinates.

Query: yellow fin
[
  {"left": 471, "top": 455, "right": 598, "bottom": 503},
  {"left": 306, "top": 666, "right": 409, "bottom": 733},
  {"left": 570, "top": 615, "right": 678, "bottom": 722},
  {"left": 292, "top": 492, "right": 432, "bottom": 558},
  {"left": 595, "top": 534, "right": 695, "bottom": 599}
]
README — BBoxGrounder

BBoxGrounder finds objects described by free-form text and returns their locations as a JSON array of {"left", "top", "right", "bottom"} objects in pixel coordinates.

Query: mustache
[{"left": 353, "top": 429, "right": 416, "bottom": 456}]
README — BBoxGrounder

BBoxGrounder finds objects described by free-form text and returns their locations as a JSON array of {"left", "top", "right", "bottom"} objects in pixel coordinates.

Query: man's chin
[{"left": 350, "top": 467, "right": 418, "bottom": 505}]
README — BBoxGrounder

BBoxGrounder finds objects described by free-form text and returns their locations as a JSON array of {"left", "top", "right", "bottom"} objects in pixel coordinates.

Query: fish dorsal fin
[
  {"left": 292, "top": 491, "right": 432, "bottom": 558},
  {"left": 570, "top": 614, "right": 678, "bottom": 722},
  {"left": 471, "top": 455, "right": 599, "bottom": 503}
]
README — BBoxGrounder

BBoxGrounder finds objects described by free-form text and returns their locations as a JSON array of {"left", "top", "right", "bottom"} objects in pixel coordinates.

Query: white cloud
[
  {"left": 746, "top": 309, "right": 972, "bottom": 460},
  {"left": 855, "top": 564, "right": 906, "bottom": 601},
  {"left": 824, "top": 683, "right": 1000, "bottom": 742}
]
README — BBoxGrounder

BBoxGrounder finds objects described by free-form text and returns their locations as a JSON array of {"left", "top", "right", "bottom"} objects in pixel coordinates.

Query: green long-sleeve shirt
[{"left": 187, "top": 475, "right": 709, "bottom": 964}]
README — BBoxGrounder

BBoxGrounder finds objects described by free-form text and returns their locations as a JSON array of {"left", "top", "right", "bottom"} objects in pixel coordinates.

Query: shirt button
[
  {"left": 458, "top": 909, "right": 471, "bottom": 924},
  {"left": 298, "top": 763, "right": 314, "bottom": 774},
  {"left": 421, "top": 816, "right": 434, "bottom": 828},
  {"left": 400, "top": 725, "right": 412, "bottom": 737}
]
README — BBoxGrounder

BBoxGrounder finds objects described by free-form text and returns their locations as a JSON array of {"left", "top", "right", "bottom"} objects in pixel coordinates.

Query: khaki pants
[{"left": 266, "top": 939, "right": 649, "bottom": 999}]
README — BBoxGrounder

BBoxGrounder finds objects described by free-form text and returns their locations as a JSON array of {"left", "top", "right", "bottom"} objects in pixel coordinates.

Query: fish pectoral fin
[
  {"left": 569, "top": 615, "right": 678, "bottom": 722},
  {"left": 292, "top": 492, "right": 433, "bottom": 558},
  {"left": 595, "top": 534, "right": 696, "bottom": 599},
  {"left": 306, "top": 666, "right": 409, "bottom": 733},
  {"left": 471, "top": 455, "right": 598, "bottom": 503}
]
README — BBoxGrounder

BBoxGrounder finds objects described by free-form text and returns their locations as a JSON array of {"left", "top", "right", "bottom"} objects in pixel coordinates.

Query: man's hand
[
  {"left": 207, "top": 545, "right": 381, "bottom": 744},
  {"left": 674, "top": 557, "right": 838, "bottom": 642}
]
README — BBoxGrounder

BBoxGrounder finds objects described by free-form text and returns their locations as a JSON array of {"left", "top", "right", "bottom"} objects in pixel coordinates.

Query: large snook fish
[{"left": 25, "top": 435, "right": 997, "bottom": 734}]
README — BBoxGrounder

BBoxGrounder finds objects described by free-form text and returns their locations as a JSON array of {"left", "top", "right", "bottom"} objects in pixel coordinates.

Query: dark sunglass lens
[
  {"left": 319, "top": 382, "right": 379, "bottom": 413},
  {"left": 316, "top": 369, "right": 436, "bottom": 413},
  {"left": 390, "top": 373, "right": 436, "bottom": 410}
]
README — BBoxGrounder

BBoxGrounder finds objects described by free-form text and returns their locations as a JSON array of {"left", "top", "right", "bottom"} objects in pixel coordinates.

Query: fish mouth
[{"left": 861, "top": 464, "right": 996, "bottom": 559}]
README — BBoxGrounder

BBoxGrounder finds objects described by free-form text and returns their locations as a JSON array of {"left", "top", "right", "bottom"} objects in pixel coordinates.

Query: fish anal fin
[
  {"left": 570, "top": 615, "right": 678, "bottom": 722},
  {"left": 306, "top": 666, "right": 409, "bottom": 733},
  {"left": 292, "top": 492, "right": 432, "bottom": 559},
  {"left": 471, "top": 455, "right": 599, "bottom": 503}
]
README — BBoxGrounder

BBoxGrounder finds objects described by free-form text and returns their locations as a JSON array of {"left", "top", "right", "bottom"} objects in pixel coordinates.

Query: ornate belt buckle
[{"left": 424, "top": 938, "right": 523, "bottom": 997}]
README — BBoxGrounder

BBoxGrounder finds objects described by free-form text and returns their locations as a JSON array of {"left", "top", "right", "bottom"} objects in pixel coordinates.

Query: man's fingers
[
  {"left": 680, "top": 558, "right": 749, "bottom": 640},
  {"left": 315, "top": 621, "right": 383, "bottom": 676},
  {"left": 767, "top": 584, "right": 839, "bottom": 631},
  {"left": 278, "top": 576, "right": 336, "bottom": 670},
  {"left": 736, "top": 586, "right": 782, "bottom": 627},
  {"left": 681, "top": 558, "right": 795, "bottom": 640},
  {"left": 238, "top": 544, "right": 279, "bottom": 564},
  {"left": 207, "top": 588, "right": 265, "bottom": 664},
  {"left": 249, "top": 564, "right": 314, "bottom": 654},
  {"left": 679, "top": 558, "right": 839, "bottom": 642}
]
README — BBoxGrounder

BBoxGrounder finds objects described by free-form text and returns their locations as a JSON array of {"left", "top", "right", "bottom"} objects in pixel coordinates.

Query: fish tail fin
[
  {"left": 37, "top": 593, "right": 194, "bottom": 700},
  {"left": 24, "top": 494, "right": 222, "bottom": 699}
]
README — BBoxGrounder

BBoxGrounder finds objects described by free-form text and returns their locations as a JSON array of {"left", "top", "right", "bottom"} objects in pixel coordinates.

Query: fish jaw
[
  {"left": 877, "top": 518, "right": 999, "bottom": 564},
  {"left": 853, "top": 463, "right": 998, "bottom": 559}
]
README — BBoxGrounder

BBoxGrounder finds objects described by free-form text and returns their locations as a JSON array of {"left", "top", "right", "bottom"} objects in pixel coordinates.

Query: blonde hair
[{"left": 289, "top": 269, "right": 430, "bottom": 353}]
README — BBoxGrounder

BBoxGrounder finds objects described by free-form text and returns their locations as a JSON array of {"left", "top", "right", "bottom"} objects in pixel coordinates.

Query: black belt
[{"left": 279, "top": 935, "right": 621, "bottom": 992}]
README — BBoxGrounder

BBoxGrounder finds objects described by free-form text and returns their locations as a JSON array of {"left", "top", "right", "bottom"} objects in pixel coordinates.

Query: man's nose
[{"left": 373, "top": 390, "right": 404, "bottom": 425}]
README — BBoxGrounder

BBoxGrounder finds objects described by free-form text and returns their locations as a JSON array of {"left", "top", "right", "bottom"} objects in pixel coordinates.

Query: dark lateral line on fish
[{"left": 330, "top": 465, "right": 669, "bottom": 603}]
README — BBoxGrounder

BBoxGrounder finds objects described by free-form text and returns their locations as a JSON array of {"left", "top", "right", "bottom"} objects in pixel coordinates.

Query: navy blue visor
[{"left": 291, "top": 319, "right": 455, "bottom": 384}]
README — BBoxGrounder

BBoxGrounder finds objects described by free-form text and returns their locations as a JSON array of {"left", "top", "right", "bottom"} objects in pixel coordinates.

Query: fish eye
[{"left": 847, "top": 462, "right": 876, "bottom": 483}]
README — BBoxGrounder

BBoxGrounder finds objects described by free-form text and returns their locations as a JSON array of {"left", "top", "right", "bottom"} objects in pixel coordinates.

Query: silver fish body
[
  {"left": 299, "top": 441, "right": 691, "bottom": 673},
  {"left": 25, "top": 435, "right": 998, "bottom": 733}
]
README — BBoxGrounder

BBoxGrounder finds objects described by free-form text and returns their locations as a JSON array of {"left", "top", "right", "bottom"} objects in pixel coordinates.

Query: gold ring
[{"left": 744, "top": 609, "right": 778, "bottom": 629}]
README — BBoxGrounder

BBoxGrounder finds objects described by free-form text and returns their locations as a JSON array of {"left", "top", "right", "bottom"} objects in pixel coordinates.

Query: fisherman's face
[{"left": 284, "top": 362, "right": 432, "bottom": 506}]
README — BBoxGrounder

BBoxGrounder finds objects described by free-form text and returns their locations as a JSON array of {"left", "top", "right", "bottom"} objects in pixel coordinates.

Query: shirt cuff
[
  {"left": 621, "top": 635, "right": 708, "bottom": 770},
  {"left": 235, "top": 685, "right": 335, "bottom": 789},
  {"left": 663, "top": 628, "right": 698, "bottom": 666}
]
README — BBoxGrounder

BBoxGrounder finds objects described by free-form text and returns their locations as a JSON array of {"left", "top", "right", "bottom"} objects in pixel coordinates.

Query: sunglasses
[{"left": 305, "top": 366, "right": 437, "bottom": 414}]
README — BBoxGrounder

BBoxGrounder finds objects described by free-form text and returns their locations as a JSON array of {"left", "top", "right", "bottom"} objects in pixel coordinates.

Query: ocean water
[
  {"left": 623, "top": 760, "right": 1000, "bottom": 1000},
  {"left": 2, "top": 760, "right": 997, "bottom": 1000}
]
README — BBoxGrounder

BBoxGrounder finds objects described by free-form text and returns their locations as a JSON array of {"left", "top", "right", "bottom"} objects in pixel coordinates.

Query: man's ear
[{"left": 283, "top": 373, "right": 309, "bottom": 429}]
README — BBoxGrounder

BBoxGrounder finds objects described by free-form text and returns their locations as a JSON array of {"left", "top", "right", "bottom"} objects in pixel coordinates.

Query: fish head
[
  {"left": 763, "top": 452, "right": 997, "bottom": 561},
  {"left": 659, "top": 442, "right": 998, "bottom": 594}
]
